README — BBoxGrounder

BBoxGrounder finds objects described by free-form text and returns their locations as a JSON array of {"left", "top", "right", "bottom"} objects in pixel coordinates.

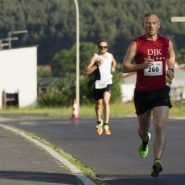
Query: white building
[{"left": 0, "top": 46, "right": 37, "bottom": 108}]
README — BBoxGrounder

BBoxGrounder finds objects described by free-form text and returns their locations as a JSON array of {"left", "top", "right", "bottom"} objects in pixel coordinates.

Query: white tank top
[{"left": 94, "top": 52, "right": 113, "bottom": 82}]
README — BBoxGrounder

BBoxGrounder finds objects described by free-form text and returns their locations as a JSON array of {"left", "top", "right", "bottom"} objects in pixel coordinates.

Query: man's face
[
  {"left": 98, "top": 42, "right": 108, "bottom": 54},
  {"left": 143, "top": 15, "right": 160, "bottom": 36}
]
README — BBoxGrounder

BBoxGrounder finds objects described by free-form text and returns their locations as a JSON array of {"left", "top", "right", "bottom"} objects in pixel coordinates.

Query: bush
[{"left": 38, "top": 82, "right": 75, "bottom": 107}]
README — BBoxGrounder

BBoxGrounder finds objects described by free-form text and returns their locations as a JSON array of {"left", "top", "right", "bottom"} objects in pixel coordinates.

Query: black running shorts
[
  {"left": 134, "top": 86, "right": 172, "bottom": 115},
  {"left": 93, "top": 84, "right": 112, "bottom": 101}
]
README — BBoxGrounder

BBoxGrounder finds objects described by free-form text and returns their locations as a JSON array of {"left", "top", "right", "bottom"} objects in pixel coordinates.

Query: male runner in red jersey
[{"left": 122, "top": 12, "right": 175, "bottom": 177}]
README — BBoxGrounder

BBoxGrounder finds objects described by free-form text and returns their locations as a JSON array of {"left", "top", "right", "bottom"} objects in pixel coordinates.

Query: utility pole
[
  {"left": 8, "top": 30, "right": 28, "bottom": 49},
  {"left": 74, "top": 0, "right": 80, "bottom": 110}
]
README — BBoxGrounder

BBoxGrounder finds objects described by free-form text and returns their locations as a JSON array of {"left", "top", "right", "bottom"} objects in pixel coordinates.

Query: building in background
[{"left": 0, "top": 46, "right": 37, "bottom": 108}]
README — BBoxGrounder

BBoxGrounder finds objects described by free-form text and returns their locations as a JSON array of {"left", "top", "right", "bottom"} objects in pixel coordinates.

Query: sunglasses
[{"left": 99, "top": 46, "right": 108, "bottom": 49}]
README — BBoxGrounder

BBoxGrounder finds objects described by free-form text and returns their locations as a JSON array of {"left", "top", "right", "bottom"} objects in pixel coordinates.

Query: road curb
[{"left": 0, "top": 123, "right": 96, "bottom": 185}]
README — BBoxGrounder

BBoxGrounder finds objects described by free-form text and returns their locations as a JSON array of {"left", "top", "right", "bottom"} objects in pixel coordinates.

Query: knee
[
  {"left": 103, "top": 101, "right": 109, "bottom": 107},
  {"left": 155, "top": 124, "right": 164, "bottom": 134},
  {"left": 96, "top": 101, "right": 102, "bottom": 108}
]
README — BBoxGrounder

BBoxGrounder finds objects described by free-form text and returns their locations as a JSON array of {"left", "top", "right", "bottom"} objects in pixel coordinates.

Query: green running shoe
[
  {"left": 151, "top": 160, "right": 163, "bottom": 177},
  {"left": 138, "top": 132, "right": 151, "bottom": 158}
]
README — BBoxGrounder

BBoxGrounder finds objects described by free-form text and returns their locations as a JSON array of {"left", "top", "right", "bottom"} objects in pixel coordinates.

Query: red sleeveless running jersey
[{"left": 134, "top": 35, "right": 169, "bottom": 91}]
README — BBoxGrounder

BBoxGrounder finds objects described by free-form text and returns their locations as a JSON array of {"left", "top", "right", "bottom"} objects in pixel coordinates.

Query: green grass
[
  {"left": 0, "top": 101, "right": 185, "bottom": 118},
  {"left": 27, "top": 132, "right": 98, "bottom": 183}
]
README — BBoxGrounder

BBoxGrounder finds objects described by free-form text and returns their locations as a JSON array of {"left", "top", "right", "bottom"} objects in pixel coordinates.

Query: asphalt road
[{"left": 2, "top": 117, "right": 185, "bottom": 185}]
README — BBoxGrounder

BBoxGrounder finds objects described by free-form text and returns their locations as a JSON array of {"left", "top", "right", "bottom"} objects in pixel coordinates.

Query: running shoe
[
  {"left": 138, "top": 132, "right": 151, "bottom": 158},
  {"left": 96, "top": 119, "right": 103, "bottom": 135},
  {"left": 104, "top": 124, "right": 111, "bottom": 135},
  {"left": 151, "top": 159, "right": 163, "bottom": 177}
]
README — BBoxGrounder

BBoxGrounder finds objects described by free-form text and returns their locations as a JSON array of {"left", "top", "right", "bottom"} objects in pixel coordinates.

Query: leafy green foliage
[
  {"left": 111, "top": 73, "right": 122, "bottom": 103},
  {"left": 176, "top": 49, "right": 185, "bottom": 65},
  {"left": 51, "top": 42, "right": 97, "bottom": 78},
  {"left": 80, "top": 75, "right": 94, "bottom": 104},
  {"left": 0, "top": 0, "right": 185, "bottom": 64},
  {"left": 37, "top": 65, "right": 52, "bottom": 77},
  {"left": 38, "top": 80, "right": 75, "bottom": 107}
]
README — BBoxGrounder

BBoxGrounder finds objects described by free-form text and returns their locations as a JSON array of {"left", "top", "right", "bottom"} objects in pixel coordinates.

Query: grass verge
[
  {"left": 0, "top": 101, "right": 184, "bottom": 118},
  {"left": 24, "top": 131, "right": 112, "bottom": 185}
]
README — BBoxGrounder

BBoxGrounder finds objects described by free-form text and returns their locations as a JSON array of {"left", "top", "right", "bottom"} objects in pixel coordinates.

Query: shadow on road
[
  {"left": 103, "top": 174, "right": 185, "bottom": 185},
  {"left": 0, "top": 170, "right": 81, "bottom": 184}
]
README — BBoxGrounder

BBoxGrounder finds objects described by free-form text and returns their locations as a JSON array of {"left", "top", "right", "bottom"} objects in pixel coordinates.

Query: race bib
[
  {"left": 95, "top": 80, "right": 108, "bottom": 89},
  {"left": 144, "top": 61, "right": 163, "bottom": 76}
]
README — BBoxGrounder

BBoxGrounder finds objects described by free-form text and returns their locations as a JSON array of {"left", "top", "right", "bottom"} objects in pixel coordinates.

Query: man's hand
[
  {"left": 142, "top": 57, "right": 154, "bottom": 69},
  {"left": 95, "top": 58, "right": 103, "bottom": 66},
  {"left": 166, "top": 68, "right": 174, "bottom": 80}
]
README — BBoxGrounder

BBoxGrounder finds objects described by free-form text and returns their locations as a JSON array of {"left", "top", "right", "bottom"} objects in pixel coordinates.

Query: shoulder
[
  {"left": 92, "top": 53, "right": 99, "bottom": 60},
  {"left": 134, "top": 35, "right": 145, "bottom": 43},
  {"left": 134, "top": 35, "right": 145, "bottom": 49},
  {"left": 107, "top": 52, "right": 112, "bottom": 56},
  {"left": 94, "top": 53, "right": 99, "bottom": 57},
  {"left": 106, "top": 52, "right": 114, "bottom": 58}
]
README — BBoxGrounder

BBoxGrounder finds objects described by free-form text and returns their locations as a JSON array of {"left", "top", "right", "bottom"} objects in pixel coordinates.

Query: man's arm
[
  {"left": 111, "top": 56, "right": 117, "bottom": 72},
  {"left": 85, "top": 55, "right": 97, "bottom": 75},
  {"left": 166, "top": 40, "right": 175, "bottom": 79},
  {"left": 167, "top": 40, "right": 175, "bottom": 68},
  {"left": 122, "top": 41, "right": 152, "bottom": 73},
  {"left": 85, "top": 55, "right": 103, "bottom": 75}
]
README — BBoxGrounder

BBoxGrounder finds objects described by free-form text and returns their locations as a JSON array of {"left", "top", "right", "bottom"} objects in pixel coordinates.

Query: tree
[
  {"left": 51, "top": 42, "right": 97, "bottom": 78},
  {"left": 176, "top": 49, "right": 185, "bottom": 65}
]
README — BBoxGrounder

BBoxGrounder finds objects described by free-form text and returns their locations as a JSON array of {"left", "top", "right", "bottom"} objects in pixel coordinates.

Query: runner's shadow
[
  {"left": 0, "top": 171, "right": 80, "bottom": 184},
  {"left": 103, "top": 174, "right": 185, "bottom": 185}
]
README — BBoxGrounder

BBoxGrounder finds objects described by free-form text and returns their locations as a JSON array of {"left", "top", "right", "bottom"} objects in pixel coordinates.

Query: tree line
[{"left": 0, "top": 0, "right": 185, "bottom": 65}]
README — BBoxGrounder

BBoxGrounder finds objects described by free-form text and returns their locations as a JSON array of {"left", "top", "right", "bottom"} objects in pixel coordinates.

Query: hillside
[{"left": 0, "top": 0, "right": 184, "bottom": 64}]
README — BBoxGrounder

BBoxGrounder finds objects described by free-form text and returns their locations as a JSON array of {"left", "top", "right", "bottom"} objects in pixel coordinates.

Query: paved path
[
  {"left": 1, "top": 116, "right": 185, "bottom": 185},
  {"left": 0, "top": 120, "right": 84, "bottom": 185}
]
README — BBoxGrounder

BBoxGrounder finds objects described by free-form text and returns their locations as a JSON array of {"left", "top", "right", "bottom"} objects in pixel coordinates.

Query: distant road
[{"left": 2, "top": 117, "right": 185, "bottom": 185}]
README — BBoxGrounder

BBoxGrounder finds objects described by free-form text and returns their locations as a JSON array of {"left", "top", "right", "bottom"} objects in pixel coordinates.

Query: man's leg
[
  {"left": 152, "top": 106, "right": 169, "bottom": 160},
  {"left": 95, "top": 99, "right": 103, "bottom": 122},
  {"left": 103, "top": 91, "right": 111, "bottom": 124},
  {"left": 137, "top": 111, "right": 151, "bottom": 158},
  {"left": 103, "top": 91, "right": 111, "bottom": 135},
  {"left": 138, "top": 111, "right": 151, "bottom": 142},
  {"left": 95, "top": 99, "right": 103, "bottom": 135},
  {"left": 151, "top": 106, "right": 169, "bottom": 177}
]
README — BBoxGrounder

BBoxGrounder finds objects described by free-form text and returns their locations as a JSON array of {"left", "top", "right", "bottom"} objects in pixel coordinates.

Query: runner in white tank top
[{"left": 86, "top": 39, "right": 117, "bottom": 135}]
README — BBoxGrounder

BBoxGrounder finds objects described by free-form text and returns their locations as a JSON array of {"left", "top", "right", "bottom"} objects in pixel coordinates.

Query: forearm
[
  {"left": 167, "top": 40, "right": 175, "bottom": 69},
  {"left": 166, "top": 58, "right": 175, "bottom": 69},
  {"left": 122, "top": 63, "right": 145, "bottom": 73},
  {"left": 111, "top": 63, "right": 116, "bottom": 72},
  {"left": 85, "top": 65, "right": 97, "bottom": 75}
]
